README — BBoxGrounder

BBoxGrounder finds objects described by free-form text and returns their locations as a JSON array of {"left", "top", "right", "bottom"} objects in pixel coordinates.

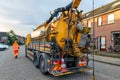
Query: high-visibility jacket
[{"left": 12, "top": 41, "right": 19, "bottom": 51}]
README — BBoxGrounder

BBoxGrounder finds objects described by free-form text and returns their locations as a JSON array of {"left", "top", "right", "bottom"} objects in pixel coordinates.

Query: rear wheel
[
  {"left": 33, "top": 54, "right": 39, "bottom": 68},
  {"left": 39, "top": 56, "right": 47, "bottom": 74}
]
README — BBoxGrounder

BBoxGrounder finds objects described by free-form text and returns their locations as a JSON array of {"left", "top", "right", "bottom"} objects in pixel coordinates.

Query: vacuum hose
[{"left": 46, "top": 2, "right": 73, "bottom": 24}]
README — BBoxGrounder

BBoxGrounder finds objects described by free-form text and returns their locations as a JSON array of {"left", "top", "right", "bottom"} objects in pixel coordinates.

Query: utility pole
[{"left": 92, "top": 0, "right": 95, "bottom": 80}]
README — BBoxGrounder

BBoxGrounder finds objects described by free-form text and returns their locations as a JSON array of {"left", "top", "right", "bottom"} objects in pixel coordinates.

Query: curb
[
  {"left": 95, "top": 54, "right": 120, "bottom": 59},
  {"left": 90, "top": 59, "right": 120, "bottom": 66}
]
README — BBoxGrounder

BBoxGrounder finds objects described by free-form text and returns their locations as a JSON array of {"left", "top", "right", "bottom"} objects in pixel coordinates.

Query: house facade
[
  {"left": 83, "top": 0, "right": 120, "bottom": 52},
  {"left": 16, "top": 35, "right": 25, "bottom": 44},
  {"left": 0, "top": 32, "right": 8, "bottom": 44}
]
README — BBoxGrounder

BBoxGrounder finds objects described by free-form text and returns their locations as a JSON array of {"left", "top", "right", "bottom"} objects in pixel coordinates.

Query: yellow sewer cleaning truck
[{"left": 25, "top": 0, "right": 92, "bottom": 76}]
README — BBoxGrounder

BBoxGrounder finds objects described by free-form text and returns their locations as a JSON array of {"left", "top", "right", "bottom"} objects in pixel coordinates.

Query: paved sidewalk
[{"left": 89, "top": 55, "right": 120, "bottom": 66}]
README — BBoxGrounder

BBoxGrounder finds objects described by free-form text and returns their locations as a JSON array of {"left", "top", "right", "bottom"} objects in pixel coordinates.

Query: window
[
  {"left": 98, "top": 17, "right": 102, "bottom": 26},
  {"left": 108, "top": 14, "right": 114, "bottom": 24},
  {"left": 88, "top": 21, "right": 91, "bottom": 28},
  {"left": 101, "top": 37, "right": 105, "bottom": 48},
  {"left": 113, "top": 32, "right": 120, "bottom": 45},
  {"left": 100, "top": 36, "right": 106, "bottom": 50}
]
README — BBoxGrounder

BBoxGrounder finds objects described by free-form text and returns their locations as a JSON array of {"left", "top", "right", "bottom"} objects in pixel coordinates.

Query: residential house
[
  {"left": 16, "top": 35, "right": 25, "bottom": 44},
  {"left": 83, "top": 0, "right": 120, "bottom": 52},
  {"left": 0, "top": 32, "right": 8, "bottom": 44}
]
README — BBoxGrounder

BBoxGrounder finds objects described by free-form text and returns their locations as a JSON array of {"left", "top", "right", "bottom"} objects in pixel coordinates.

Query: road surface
[{"left": 0, "top": 46, "right": 120, "bottom": 80}]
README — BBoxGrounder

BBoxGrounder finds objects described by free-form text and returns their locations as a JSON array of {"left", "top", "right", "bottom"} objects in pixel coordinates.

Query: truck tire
[
  {"left": 33, "top": 54, "right": 39, "bottom": 68},
  {"left": 39, "top": 56, "right": 47, "bottom": 74}
]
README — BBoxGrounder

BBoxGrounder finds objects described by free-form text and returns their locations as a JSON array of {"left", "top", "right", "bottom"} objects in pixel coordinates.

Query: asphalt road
[{"left": 0, "top": 46, "right": 120, "bottom": 80}]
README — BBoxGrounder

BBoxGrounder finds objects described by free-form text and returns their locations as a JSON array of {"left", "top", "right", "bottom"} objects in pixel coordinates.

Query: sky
[{"left": 0, "top": 0, "right": 113, "bottom": 37}]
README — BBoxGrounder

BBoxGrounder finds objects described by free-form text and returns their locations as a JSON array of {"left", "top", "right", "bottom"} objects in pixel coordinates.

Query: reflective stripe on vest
[{"left": 14, "top": 46, "right": 19, "bottom": 50}]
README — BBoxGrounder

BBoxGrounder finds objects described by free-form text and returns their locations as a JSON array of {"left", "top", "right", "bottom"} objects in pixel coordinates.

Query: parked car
[{"left": 0, "top": 43, "right": 9, "bottom": 51}]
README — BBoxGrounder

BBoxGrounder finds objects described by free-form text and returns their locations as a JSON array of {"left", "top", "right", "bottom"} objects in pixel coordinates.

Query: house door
[{"left": 100, "top": 36, "right": 106, "bottom": 51}]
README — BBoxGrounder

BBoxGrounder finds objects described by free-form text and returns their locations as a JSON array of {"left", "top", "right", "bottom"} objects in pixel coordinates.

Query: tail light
[
  {"left": 52, "top": 60, "right": 61, "bottom": 65},
  {"left": 78, "top": 56, "right": 87, "bottom": 67},
  {"left": 52, "top": 60, "right": 61, "bottom": 71}
]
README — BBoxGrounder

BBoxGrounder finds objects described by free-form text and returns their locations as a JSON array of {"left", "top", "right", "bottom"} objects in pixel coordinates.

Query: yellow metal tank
[
  {"left": 45, "top": 11, "right": 90, "bottom": 57},
  {"left": 26, "top": 0, "right": 90, "bottom": 57}
]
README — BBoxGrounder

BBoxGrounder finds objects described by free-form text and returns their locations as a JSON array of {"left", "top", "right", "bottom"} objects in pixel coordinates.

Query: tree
[{"left": 7, "top": 30, "right": 18, "bottom": 45}]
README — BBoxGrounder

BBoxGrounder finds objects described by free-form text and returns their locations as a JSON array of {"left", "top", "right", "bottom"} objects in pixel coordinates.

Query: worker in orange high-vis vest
[{"left": 12, "top": 41, "right": 20, "bottom": 59}]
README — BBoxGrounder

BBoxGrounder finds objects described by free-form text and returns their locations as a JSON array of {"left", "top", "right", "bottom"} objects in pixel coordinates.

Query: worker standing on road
[{"left": 12, "top": 41, "right": 20, "bottom": 59}]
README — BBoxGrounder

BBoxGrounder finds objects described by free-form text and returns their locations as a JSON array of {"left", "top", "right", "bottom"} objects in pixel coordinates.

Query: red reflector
[
  {"left": 78, "top": 61, "right": 86, "bottom": 67},
  {"left": 52, "top": 65, "right": 61, "bottom": 71},
  {"left": 52, "top": 60, "right": 61, "bottom": 65}
]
